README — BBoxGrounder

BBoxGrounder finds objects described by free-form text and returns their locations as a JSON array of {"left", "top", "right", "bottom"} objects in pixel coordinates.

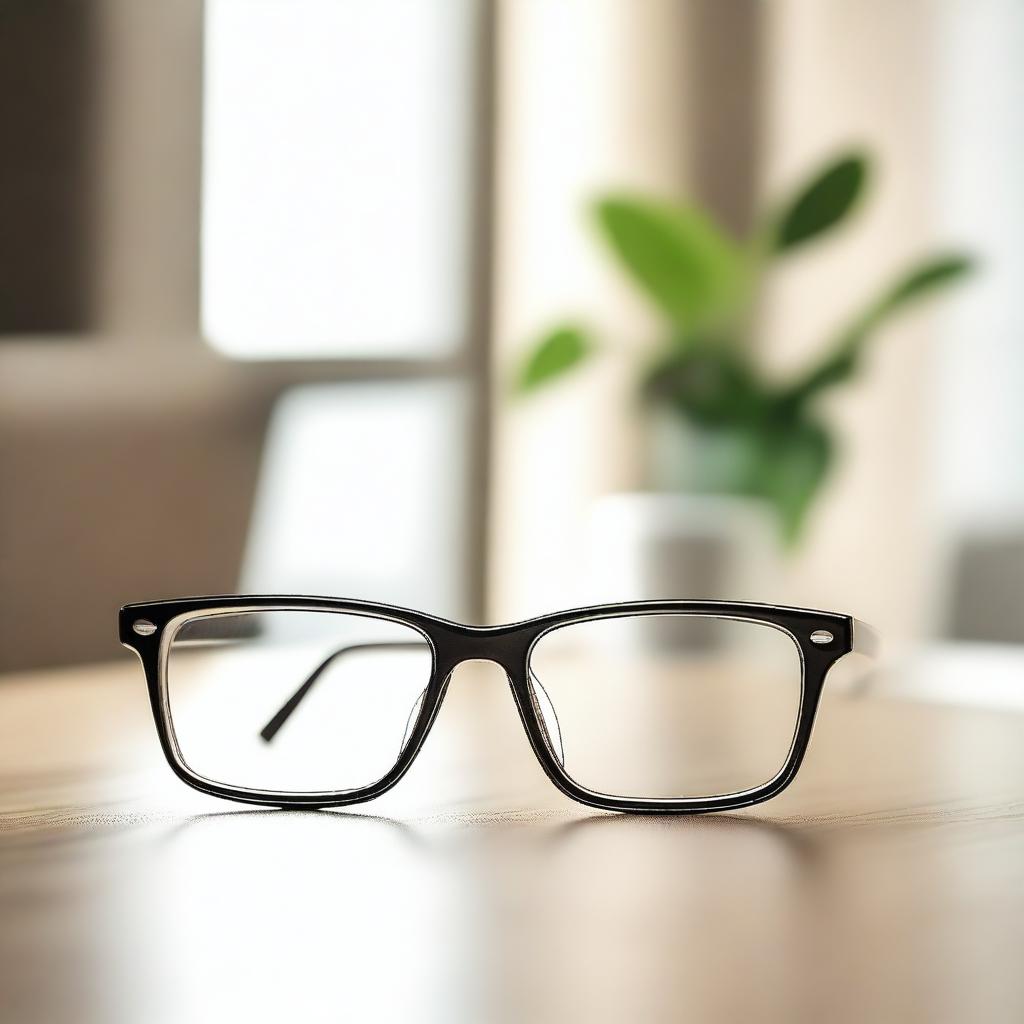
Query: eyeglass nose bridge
[
  {"left": 429, "top": 632, "right": 567, "bottom": 769},
  {"left": 429, "top": 625, "right": 535, "bottom": 679}
]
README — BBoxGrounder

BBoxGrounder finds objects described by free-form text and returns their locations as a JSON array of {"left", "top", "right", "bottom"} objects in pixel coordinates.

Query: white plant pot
[{"left": 586, "top": 492, "right": 780, "bottom": 605}]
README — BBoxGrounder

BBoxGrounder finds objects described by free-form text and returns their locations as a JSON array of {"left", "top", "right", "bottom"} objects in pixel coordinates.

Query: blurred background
[{"left": 1, "top": 0, "right": 1019, "bottom": 687}]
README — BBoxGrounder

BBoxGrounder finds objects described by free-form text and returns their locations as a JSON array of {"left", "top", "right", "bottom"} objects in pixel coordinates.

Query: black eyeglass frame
[{"left": 119, "top": 595, "right": 875, "bottom": 815}]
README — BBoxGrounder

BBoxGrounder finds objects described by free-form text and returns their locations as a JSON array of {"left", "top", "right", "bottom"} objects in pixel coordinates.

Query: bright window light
[
  {"left": 202, "top": 0, "right": 475, "bottom": 359},
  {"left": 935, "top": 0, "right": 1024, "bottom": 524},
  {"left": 241, "top": 380, "right": 471, "bottom": 618}
]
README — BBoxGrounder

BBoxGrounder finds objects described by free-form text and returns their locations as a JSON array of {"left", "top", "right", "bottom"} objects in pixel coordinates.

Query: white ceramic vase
[{"left": 586, "top": 492, "right": 780, "bottom": 605}]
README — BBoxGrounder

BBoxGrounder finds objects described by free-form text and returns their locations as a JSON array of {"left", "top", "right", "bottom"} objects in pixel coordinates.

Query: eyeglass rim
[{"left": 119, "top": 595, "right": 866, "bottom": 814}]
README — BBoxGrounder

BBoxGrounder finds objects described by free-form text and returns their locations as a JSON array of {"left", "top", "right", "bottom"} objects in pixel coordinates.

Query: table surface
[{"left": 2, "top": 657, "right": 1024, "bottom": 1024}]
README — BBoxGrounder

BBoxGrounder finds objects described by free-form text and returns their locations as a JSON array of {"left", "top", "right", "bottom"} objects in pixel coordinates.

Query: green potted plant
[{"left": 515, "top": 150, "right": 973, "bottom": 560}]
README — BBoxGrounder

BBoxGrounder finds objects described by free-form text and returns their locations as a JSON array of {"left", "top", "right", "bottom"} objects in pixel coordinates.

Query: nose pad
[
  {"left": 399, "top": 687, "right": 427, "bottom": 756},
  {"left": 527, "top": 669, "right": 565, "bottom": 768}
]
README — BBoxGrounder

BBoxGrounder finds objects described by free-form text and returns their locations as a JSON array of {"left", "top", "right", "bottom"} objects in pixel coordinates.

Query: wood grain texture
[{"left": 2, "top": 659, "right": 1024, "bottom": 1023}]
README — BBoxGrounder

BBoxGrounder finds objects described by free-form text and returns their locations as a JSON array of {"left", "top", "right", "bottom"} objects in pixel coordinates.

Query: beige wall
[
  {"left": 488, "top": 0, "right": 695, "bottom": 620},
  {"left": 761, "top": 0, "right": 941, "bottom": 646}
]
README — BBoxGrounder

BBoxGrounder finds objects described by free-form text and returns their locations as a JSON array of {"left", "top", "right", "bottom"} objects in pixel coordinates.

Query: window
[
  {"left": 934, "top": 0, "right": 1024, "bottom": 641},
  {"left": 201, "top": 0, "right": 491, "bottom": 618},
  {"left": 202, "top": 0, "right": 477, "bottom": 359}
]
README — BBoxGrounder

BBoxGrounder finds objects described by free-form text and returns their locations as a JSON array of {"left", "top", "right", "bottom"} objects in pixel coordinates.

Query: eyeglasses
[{"left": 119, "top": 596, "right": 878, "bottom": 814}]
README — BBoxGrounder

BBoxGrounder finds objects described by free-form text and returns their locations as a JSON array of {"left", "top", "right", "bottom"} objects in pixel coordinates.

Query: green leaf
[
  {"left": 514, "top": 324, "right": 595, "bottom": 394},
  {"left": 783, "top": 252, "right": 974, "bottom": 405},
  {"left": 849, "top": 253, "right": 974, "bottom": 340},
  {"left": 644, "top": 343, "right": 768, "bottom": 429},
  {"left": 754, "top": 420, "right": 834, "bottom": 546},
  {"left": 658, "top": 414, "right": 834, "bottom": 546},
  {"left": 772, "top": 153, "right": 868, "bottom": 253},
  {"left": 593, "top": 196, "right": 742, "bottom": 328}
]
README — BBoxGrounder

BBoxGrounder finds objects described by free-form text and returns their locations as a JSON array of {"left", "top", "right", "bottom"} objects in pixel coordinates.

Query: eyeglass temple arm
[
  {"left": 852, "top": 618, "right": 881, "bottom": 660},
  {"left": 259, "top": 640, "right": 428, "bottom": 743},
  {"left": 832, "top": 617, "right": 882, "bottom": 696}
]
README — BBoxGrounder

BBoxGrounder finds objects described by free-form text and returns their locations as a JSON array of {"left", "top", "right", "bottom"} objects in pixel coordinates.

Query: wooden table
[{"left": 2, "top": 658, "right": 1024, "bottom": 1023}]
